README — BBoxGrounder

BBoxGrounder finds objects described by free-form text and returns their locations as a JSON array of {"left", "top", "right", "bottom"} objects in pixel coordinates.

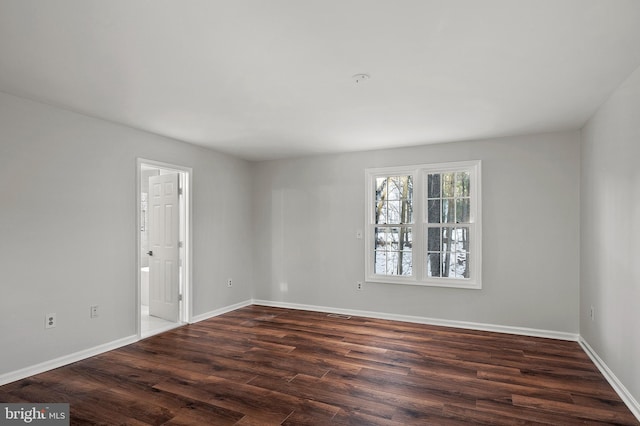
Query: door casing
[{"left": 136, "top": 158, "right": 192, "bottom": 337}]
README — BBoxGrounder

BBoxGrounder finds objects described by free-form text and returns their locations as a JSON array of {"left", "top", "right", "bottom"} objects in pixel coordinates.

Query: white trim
[
  {"left": 251, "top": 299, "right": 578, "bottom": 341},
  {"left": 579, "top": 337, "right": 640, "bottom": 422},
  {"left": 190, "top": 300, "right": 253, "bottom": 323},
  {"left": 365, "top": 160, "right": 482, "bottom": 289},
  {"left": 0, "top": 300, "right": 252, "bottom": 386},
  {"left": 4, "top": 300, "right": 637, "bottom": 422},
  {"left": 0, "top": 335, "right": 138, "bottom": 386},
  {"left": 136, "top": 158, "right": 193, "bottom": 333}
]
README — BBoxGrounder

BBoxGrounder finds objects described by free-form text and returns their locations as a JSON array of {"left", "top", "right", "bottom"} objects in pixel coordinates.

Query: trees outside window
[
  {"left": 374, "top": 175, "right": 413, "bottom": 276},
  {"left": 366, "top": 161, "right": 481, "bottom": 289},
  {"left": 426, "top": 171, "right": 471, "bottom": 279}
]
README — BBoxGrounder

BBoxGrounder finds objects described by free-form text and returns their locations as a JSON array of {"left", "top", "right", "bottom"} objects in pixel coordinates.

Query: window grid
[
  {"left": 426, "top": 171, "right": 472, "bottom": 280},
  {"left": 373, "top": 175, "right": 414, "bottom": 276},
  {"left": 365, "top": 161, "right": 481, "bottom": 289}
]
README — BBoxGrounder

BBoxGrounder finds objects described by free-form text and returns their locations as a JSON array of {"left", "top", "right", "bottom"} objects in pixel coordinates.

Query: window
[
  {"left": 365, "top": 161, "right": 481, "bottom": 289},
  {"left": 373, "top": 175, "right": 414, "bottom": 276}
]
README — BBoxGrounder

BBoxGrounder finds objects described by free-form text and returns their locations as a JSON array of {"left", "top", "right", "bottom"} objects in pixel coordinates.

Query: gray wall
[
  {"left": 0, "top": 92, "right": 253, "bottom": 375},
  {"left": 252, "top": 131, "right": 581, "bottom": 332},
  {"left": 6, "top": 77, "right": 638, "bottom": 409},
  {"left": 581, "top": 64, "right": 640, "bottom": 403}
]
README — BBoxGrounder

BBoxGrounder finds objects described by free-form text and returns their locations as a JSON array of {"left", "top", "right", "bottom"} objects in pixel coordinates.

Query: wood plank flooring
[{"left": 1, "top": 305, "right": 637, "bottom": 425}]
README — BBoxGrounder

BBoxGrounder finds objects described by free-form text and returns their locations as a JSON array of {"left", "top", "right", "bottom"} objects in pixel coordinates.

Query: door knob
[{"left": 147, "top": 251, "right": 153, "bottom": 256}]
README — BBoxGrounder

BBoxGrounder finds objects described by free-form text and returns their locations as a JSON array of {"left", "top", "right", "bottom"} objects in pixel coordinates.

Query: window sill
[{"left": 366, "top": 276, "right": 481, "bottom": 289}]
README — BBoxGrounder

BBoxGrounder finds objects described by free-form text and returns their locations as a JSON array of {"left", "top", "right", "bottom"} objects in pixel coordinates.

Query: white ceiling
[{"left": 1, "top": 1, "right": 640, "bottom": 161}]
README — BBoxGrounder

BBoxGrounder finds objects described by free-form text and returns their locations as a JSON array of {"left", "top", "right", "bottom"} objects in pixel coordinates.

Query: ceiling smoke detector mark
[{"left": 352, "top": 73, "right": 370, "bottom": 84}]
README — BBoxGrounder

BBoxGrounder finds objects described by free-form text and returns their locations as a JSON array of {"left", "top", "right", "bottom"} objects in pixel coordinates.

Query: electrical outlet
[
  {"left": 90, "top": 305, "right": 99, "bottom": 318},
  {"left": 45, "top": 313, "right": 56, "bottom": 329},
  {"left": 227, "top": 278, "right": 233, "bottom": 287},
  {"left": 356, "top": 281, "right": 363, "bottom": 290},
  {"left": 590, "top": 306, "right": 595, "bottom": 321}
]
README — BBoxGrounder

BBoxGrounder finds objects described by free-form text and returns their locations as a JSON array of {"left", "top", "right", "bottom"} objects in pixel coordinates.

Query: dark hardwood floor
[{"left": 1, "top": 305, "right": 637, "bottom": 425}]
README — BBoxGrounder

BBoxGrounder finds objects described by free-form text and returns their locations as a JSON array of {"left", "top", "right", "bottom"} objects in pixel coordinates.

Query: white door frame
[{"left": 136, "top": 158, "right": 192, "bottom": 337}]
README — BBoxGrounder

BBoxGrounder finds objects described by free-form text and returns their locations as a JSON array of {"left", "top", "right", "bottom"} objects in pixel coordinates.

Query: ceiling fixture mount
[{"left": 352, "top": 73, "right": 370, "bottom": 84}]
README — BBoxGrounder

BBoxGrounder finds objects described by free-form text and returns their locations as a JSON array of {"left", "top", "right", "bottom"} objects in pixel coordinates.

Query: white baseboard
[
  {"left": 254, "top": 299, "right": 640, "bottom": 421},
  {"left": 0, "top": 300, "right": 253, "bottom": 387},
  {"left": 4, "top": 299, "right": 636, "bottom": 423},
  {"left": 0, "top": 335, "right": 138, "bottom": 386},
  {"left": 251, "top": 299, "right": 579, "bottom": 341},
  {"left": 190, "top": 299, "right": 252, "bottom": 323},
  {"left": 579, "top": 337, "right": 640, "bottom": 422}
]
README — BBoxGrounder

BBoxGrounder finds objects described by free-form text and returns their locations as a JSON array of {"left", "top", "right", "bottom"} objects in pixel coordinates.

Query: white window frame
[{"left": 365, "top": 160, "right": 482, "bottom": 289}]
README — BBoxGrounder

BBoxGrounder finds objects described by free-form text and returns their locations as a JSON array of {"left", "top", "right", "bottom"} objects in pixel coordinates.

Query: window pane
[
  {"left": 382, "top": 200, "right": 411, "bottom": 224},
  {"left": 442, "top": 199, "right": 455, "bottom": 223},
  {"left": 440, "top": 251, "right": 469, "bottom": 278},
  {"left": 375, "top": 177, "right": 387, "bottom": 202},
  {"left": 427, "top": 253, "right": 441, "bottom": 277},
  {"left": 456, "top": 198, "right": 470, "bottom": 223},
  {"left": 446, "top": 227, "right": 468, "bottom": 252},
  {"left": 374, "top": 250, "right": 386, "bottom": 274},
  {"left": 387, "top": 200, "right": 401, "bottom": 223},
  {"left": 441, "top": 227, "right": 455, "bottom": 252},
  {"left": 386, "top": 176, "right": 412, "bottom": 201},
  {"left": 387, "top": 231, "right": 400, "bottom": 251},
  {"left": 442, "top": 173, "right": 455, "bottom": 197},
  {"left": 374, "top": 227, "right": 412, "bottom": 276},
  {"left": 428, "top": 199, "right": 440, "bottom": 223},
  {"left": 427, "top": 227, "right": 440, "bottom": 251},
  {"left": 453, "top": 252, "right": 469, "bottom": 279},
  {"left": 456, "top": 172, "right": 470, "bottom": 197},
  {"left": 441, "top": 252, "right": 454, "bottom": 277},
  {"left": 375, "top": 227, "right": 389, "bottom": 250},
  {"left": 375, "top": 202, "right": 386, "bottom": 224},
  {"left": 402, "top": 199, "right": 413, "bottom": 223},
  {"left": 454, "top": 226, "right": 470, "bottom": 253},
  {"left": 400, "top": 227, "right": 413, "bottom": 251},
  {"left": 384, "top": 227, "right": 412, "bottom": 251},
  {"left": 387, "top": 251, "right": 398, "bottom": 275},
  {"left": 383, "top": 251, "right": 413, "bottom": 276},
  {"left": 375, "top": 176, "right": 413, "bottom": 224},
  {"left": 387, "top": 227, "right": 398, "bottom": 248},
  {"left": 387, "top": 177, "right": 400, "bottom": 200},
  {"left": 386, "top": 251, "right": 398, "bottom": 274},
  {"left": 399, "top": 251, "right": 412, "bottom": 276},
  {"left": 430, "top": 231, "right": 471, "bottom": 279},
  {"left": 428, "top": 174, "right": 440, "bottom": 198}
]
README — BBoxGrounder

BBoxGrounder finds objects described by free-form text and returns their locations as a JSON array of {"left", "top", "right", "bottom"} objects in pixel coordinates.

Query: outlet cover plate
[{"left": 45, "top": 313, "right": 56, "bottom": 329}]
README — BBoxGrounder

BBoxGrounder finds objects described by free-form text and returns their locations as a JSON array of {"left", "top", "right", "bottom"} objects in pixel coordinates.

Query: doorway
[{"left": 137, "top": 159, "right": 191, "bottom": 338}]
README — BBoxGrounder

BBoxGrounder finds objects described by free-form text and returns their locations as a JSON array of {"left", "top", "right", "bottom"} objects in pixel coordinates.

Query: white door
[{"left": 148, "top": 173, "right": 180, "bottom": 322}]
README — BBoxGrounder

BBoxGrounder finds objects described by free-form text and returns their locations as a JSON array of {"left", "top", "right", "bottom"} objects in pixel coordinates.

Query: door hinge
[
  {"left": 178, "top": 187, "right": 183, "bottom": 196},
  {"left": 178, "top": 241, "right": 183, "bottom": 248},
  {"left": 178, "top": 294, "right": 183, "bottom": 302}
]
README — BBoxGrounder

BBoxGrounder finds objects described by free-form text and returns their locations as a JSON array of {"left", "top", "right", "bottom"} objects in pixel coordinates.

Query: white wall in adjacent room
[
  {"left": 252, "top": 131, "right": 581, "bottom": 333},
  {"left": 0, "top": 92, "right": 253, "bottom": 376},
  {"left": 581, "top": 64, "right": 640, "bottom": 404}
]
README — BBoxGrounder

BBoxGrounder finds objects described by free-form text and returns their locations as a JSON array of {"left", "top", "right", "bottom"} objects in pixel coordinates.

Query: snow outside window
[{"left": 365, "top": 161, "right": 481, "bottom": 289}]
